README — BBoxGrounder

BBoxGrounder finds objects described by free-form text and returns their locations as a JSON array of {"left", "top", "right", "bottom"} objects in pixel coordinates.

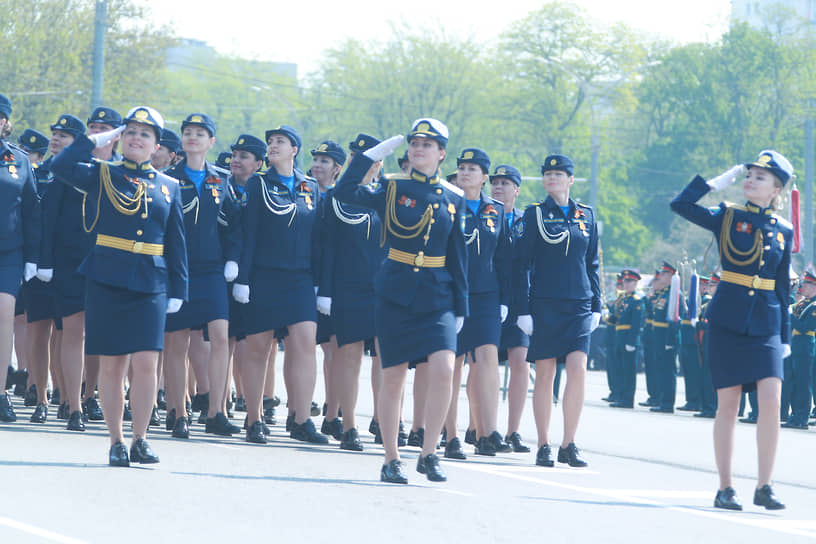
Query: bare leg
[
  {"left": 49, "top": 329, "right": 63, "bottom": 399},
  {"left": 713, "top": 385, "right": 741, "bottom": 489},
  {"left": 129, "top": 351, "right": 159, "bottom": 440},
  {"left": 13, "top": 314, "right": 26, "bottom": 371},
  {"left": 420, "top": 350, "right": 455, "bottom": 457},
  {"left": 83, "top": 355, "right": 100, "bottom": 402},
  {"left": 379, "top": 363, "right": 408, "bottom": 462},
  {"left": 205, "top": 319, "right": 229, "bottom": 414},
  {"left": 336, "top": 340, "right": 364, "bottom": 430},
  {"left": 323, "top": 336, "right": 340, "bottom": 419},
  {"left": 466, "top": 359, "right": 478, "bottom": 436},
  {"left": 756, "top": 377, "right": 782, "bottom": 487},
  {"left": 163, "top": 330, "right": 190, "bottom": 417},
  {"left": 444, "top": 354, "right": 466, "bottom": 437},
  {"left": 263, "top": 345, "right": 276, "bottom": 422},
  {"left": 98, "top": 355, "right": 128, "bottom": 445},
  {"left": 285, "top": 321, "right": 318, "bottom": 425},
  {"left": 411, "top": 364, "right": 428, "bottom": 432},
  {"left": 188, "top": 329, "right": 210, "bottom": 396},
  {"left": 533, "top": 358, "right": 557, "bottom": 447},
  {"left": 60, "top": 312, "right": 85, "bottom": 413},
  {"left": 0, "top": 296, "right": 16, "bottom": 381},
  {"left": 370, "top": 352, "right": 380, "bottom": 422},
  {"left": 244, "top": 330, "right": 274, "bottom": 427},
  {"left": 25, "top": 318, "right": 51, "bottom": 403},
  {"left": 474, "top": 344, "right": 500, "bottom": 437},
  {"left": 506, "top": 346, "right": 530, "bottom": 435},
  {"left": 560, "top": 350, "right": 587, "bottom": 447}
]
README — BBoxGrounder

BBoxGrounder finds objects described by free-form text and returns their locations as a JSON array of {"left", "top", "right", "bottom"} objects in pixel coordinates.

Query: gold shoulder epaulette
[
  {"left": 385, "top": 173, "right": 410, "bottom": 181},
  {"left": 723, "top": 201, "right": 746, "bottom": 211},
  {"left": 772, "top": 214, "right": 792, "bottom": 230}
]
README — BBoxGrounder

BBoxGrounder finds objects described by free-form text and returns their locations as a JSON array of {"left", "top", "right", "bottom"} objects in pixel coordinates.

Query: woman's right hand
[
  {"left": 706, "top": 164, "right": 745, "bottom": 192},
  {"left": 517, "top": 315, "right": 533, "bottom": 336},
  {"left": 233, "top": 283, "right": 250, "bottom": 304},
  {"left": 363, "top": 135, "right": 404, "bottom": 162},
  {"left": 88, "top": 125, "right": 125, "bottom": 149}
]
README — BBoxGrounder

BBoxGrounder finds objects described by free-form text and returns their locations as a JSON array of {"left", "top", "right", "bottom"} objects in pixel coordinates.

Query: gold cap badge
[{"left": 190, "top": 115, "right": 203, "bottom": 123}]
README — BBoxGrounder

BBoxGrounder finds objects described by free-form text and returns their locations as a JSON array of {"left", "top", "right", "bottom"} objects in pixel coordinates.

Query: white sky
[{"left": 135, "top": 0, "right": 733, "bottom": 75}]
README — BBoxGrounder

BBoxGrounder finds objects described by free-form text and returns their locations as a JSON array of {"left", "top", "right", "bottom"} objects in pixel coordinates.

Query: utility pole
[
  {"left": 91, "top": 0, "right": 107, "bottom": 110},
  {"left": 589, "top": 106, "right": 600, "bottom": 210},
  {"left": 805, "top": 118, "right": 814, "bottom": 266}
]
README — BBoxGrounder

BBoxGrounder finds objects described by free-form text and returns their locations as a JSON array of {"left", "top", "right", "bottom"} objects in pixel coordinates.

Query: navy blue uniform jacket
[
  {"left": 670, "top": 175, "right": 791, "bottom": 344},
  {"left": 0, "top": 140, "right": 40, "bottom": 263},
  {"left": 334, "top": 153, "right": 468, "bottom": 317},
  {"left": 50, "top": 135, "right": 188, "bottom": 300}
]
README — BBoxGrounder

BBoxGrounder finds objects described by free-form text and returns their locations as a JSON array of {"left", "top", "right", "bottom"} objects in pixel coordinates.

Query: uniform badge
[
  {"left": 515, "top": 221, "right": 525, "bottom": 237},
  {"left": 486, "top": 218, "right": 494, "bottom": 228},
  {"left": 578, "top": 220, "right": 586, "bottom": 231},
  {"left": 736, "top": 221, "right": 752, "bottom": 234},
  {"left": 398, "top": 195, "right": 416, "bottom": 208},
  {"left": 448, "top": 203, "right": 456, "bottom": 220},
  {"left": 161, "top": 184, "right": 171, "bottom": 202}
]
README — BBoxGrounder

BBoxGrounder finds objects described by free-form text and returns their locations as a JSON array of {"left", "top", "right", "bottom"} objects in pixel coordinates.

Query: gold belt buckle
[
  {"left": 414, "top": 252, "right": 425, "bottom": 267},
  {"left": 751, "top": 275, "right": 762, "bottom": 289},
  {"left": 133, "top": 241, "right": 144, "bottom": 253}
]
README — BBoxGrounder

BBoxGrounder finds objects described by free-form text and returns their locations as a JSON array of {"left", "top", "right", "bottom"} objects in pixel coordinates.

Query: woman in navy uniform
[
  {"left": 163, "top": 113, "right": 241, "bottom": 439},
  {"left": 223, "top": 134, "right": 265, "bottom": 438},
  {"left": 0, "top": 93, "right": 41, "bottom": 424},
  {"left": 670, "top": 150, "right": 792, "bottom": 510},
  {"left": 489, "top": 164, "right": 531, "bottom": 453},
  {"left": 316, "top": 136, "right": 387, "bottom": 451},
  {"left": 442, "top": 148, "right": 511, "bottom": 460},
  {"left": 51, "top": 106, "right": 187, "bottom": 466},
  {"left": 27, "top": 113, "right": 86, "bottom": 425},
  {"left": 233, "top": 125, "right": 328, "bottom": 445},
  {"left": 515, "top": 154, "right": 600, "bottom": 468},
  {"left": 334, "top": 118, "right": 468, "bottom": 484}
]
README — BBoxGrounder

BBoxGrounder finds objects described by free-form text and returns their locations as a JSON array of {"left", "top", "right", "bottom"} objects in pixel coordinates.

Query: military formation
[{"left": 0, "top": 94, "right": 811, "bottom": 500}]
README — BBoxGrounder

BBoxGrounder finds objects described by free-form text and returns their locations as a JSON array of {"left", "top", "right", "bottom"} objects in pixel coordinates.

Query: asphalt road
[{"left": 2, "top": 355, "right": 815, "bottom": 544}]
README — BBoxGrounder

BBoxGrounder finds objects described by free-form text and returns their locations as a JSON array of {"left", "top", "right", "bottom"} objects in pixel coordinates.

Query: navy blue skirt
[
  {"left": 244, "top": 267, "right": 316, "bottom": 337},
  {"left": 332, "top": 292, "right": 377, "bottom": 347},
  {"left": 55, "top": 259, "right": 85, "bottom": 318},
  {"left": 0, "top": 247, "right": 23, "bottom": 298},
  {"left": 14, "top": 284, "right": 25, "bottom": 316},
  {"left": 227, "top": 282, "right": 247, "bottom": 340},
  {"left": 165, "top": 271, "right": 229, "bottom": 332},
  {"left": 457, "top": 291, "right": 501, "bottom": 357},
  {"left": 85, "top": 280, "right": 167, "bottom": 355},
  {"left": 376, "top": 297, "right": 456, "bottom": 368},
  {"left": 707, "top": 324, "right": 783, "bottom": 392},
  {"left": 498, "top": 314, "right": 530, "bottom": 361},
  {"left": 527, "top": 298, "right": 592, "bottom": 362}
]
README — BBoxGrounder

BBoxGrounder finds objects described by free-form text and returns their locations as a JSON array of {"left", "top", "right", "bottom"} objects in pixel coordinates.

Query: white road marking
[
  {"left": 0, "top": 517, "right": 88, "bottom": 544},
  {"left": 210, "top": 444, "right": 241, "bottom": 451},
  {"left": 455, "top": 464, "right": 816, "bottom": 539}
]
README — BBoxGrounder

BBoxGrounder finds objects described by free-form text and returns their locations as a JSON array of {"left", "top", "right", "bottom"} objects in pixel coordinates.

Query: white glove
[
  {"left": 517, "top": 314, "right": 533, "bottom": 336},
  {"left": 590, "top": 312, "right": 601, "bottom": 332},
  {"left": 500, "top": 305, "right": 508, "bottom": 323},
  {"left": 455, "top": 316, "right": 464, "bottom": 334},
  {"left": 166, "top": 298, "right": 183, "bottom": 314},
  {"left": 706, "top": 164, "right": 745, "bottom": 192},
  {"left": 35, "top": 267, "right": 53, "bottom": 283},
  {"left": 89, "top": 125, "right": 126, "bottom": 148},
  {"left": 665, "top": 344, "right": 673, "bottom": 351},
  {"left": 314, "top": 285, "right": 319, "bottom": 296},
  {"left": 317, "top": 296, "right": 332, "bottom": 316},
  {"left": 223, "top": 261, "right": 238, "bottom": 282},
  {"left": 363, "top": 135, "right": 404, "bottom": 162},
  {"left": 24, "top": 263, "right": 37, "bottom": 282},
  {"left": 625, "top": 344, "right": 636, "bottom": 352},
  {"left": 782, "top": 344, "right": 791, "bottom": 359},
  {"left": 233, "top": 283, "right": 250, "bottom": 304}
]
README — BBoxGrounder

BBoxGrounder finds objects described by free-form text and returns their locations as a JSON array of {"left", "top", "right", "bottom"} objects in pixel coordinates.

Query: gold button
[
  {"left": 764, "top": 245, "right": 771, "bottom": 250},
  {"left": 433, "top": 203, "right": 439, "bottom": 209},
  {"left": 436, "top": 189, "right": 442, "bottom": 194},
  {"left": 770, "top": 218, "right": 776, "bottom": 224},
  {"left": 136, "top": 230, "right": 143, "bottom": 236},
  {"left": 767, "top": 232, "right": 773, "bottom": 237},
  {"left": 748, "top": 290, "right": 755, "bottom": 296},
  {"left": 147, "top": 197, "right": 153, "bottom": 202},
  {"left": 430, "top": 219, "right": 435, "bottom": 224},
  {"left": 413, "top": 267, "right": 419, "bottom": 272},
  {"left": 149, "top": 173, "right": 155, "bottom": 179},
  {"left": 760, "top": 260, "right": 765, "bottom": 266},
  {"left": 141, "top": 213, "right": 148, "bottom": 219}
]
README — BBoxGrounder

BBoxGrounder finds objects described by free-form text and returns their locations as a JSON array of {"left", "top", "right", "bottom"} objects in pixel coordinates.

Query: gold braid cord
[
  {"left": 84, "top": 162, "right": 147, "bottom": 232},
  {"left": 382, "top": 179, "right": 433, "bottom": 248},
  {"left": 719, "top": 207, "right": 762, "bottom": 267}
]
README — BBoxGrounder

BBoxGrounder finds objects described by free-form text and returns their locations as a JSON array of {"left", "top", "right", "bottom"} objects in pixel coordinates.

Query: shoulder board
[
  {"left": 632, "top": 294, "right": 641, "bottom": 300},
  {"left": 772, "top": 214, "right": 792, "bottom": 230},
  {"left": 303, "top": 174, "right": 318, "bottom": 183},
  {"left": 156, "top": 171, "right": 179, "bottom": 184},
  {"left": 526, "top": 202, "right": 540, "bottom": 210},
  {"left": 6, "top": 142, "right": 28, "bottom": 155},
  {"left": 92, "top": 158, "right": 122, "bottom": 167},
  {"left": 384, "top": 173, "right": 408, "bottom": 181},
  {"left": 576, "top": 202, "right": 592, "bottom": 209},
  {"left": 211, "top": 165, "right": 230, "bottom": 177},
  {"left": 486, "top": 196, "right": 503, "bottom": 208},
  {"left": 439, "top": 179, "right": 464, "bottom": 197},
  {"left": 722, "top": 201, "right": 746, "bottom": 211}
]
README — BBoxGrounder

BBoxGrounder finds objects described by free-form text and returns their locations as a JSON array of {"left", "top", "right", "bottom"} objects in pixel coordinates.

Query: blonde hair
[{"left": 771, "top": 174, "right": 784, "bottom": 211}]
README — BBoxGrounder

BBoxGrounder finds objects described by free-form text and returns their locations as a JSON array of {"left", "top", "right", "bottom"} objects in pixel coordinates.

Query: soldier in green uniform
[{"left": 610, "top": 269, "right": 644, "bottom": 408}]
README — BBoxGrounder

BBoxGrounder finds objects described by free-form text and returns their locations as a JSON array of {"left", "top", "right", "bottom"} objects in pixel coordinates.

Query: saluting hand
[
  {"left": 706, "top": 164, "right": 745, "bottom": 192},
  {"left": 363, "top": 135, "right": 404, "bottom": 162},
  {"left": 233, "top": 283, "right": 250, "bottom": 304},
  {"left": 88, "top": 125, "right": 126, "bottom": 149}
]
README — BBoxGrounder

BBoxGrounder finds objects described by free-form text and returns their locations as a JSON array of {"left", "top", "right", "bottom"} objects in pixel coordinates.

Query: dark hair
[{"left": 1, "top": 119, "right": 12, "bottom": 139}]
